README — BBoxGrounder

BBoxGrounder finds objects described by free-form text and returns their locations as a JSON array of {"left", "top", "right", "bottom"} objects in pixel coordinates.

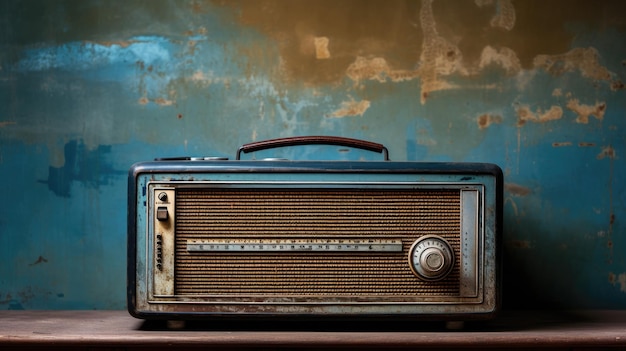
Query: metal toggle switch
[{"left": 156, "top": 206, "right": 169, "bottom": 221}]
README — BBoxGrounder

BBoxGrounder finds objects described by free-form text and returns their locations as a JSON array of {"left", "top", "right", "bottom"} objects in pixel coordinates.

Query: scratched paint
[{"left": 1, "top": 0, "right": 625, "bottom": 310}]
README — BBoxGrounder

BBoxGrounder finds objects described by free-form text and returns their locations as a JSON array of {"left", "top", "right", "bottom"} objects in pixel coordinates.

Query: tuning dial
[{"left": 408, "top": 235, "right": 455, "bottom": 281}]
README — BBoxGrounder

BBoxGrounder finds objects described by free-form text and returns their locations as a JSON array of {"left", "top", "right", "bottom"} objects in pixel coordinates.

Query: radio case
[{"left": 128, "top": 137, "right": 503, "bottom": 323}]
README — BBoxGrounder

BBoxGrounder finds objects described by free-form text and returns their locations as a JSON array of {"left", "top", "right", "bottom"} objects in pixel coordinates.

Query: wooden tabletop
[{"left": 1, "top": 310, "right": 625, "bottom": 350}]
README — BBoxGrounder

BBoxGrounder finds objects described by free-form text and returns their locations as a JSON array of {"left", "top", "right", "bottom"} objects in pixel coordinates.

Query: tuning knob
[{"left": 408, "top": 235, "right": 455, "bottom": 281}]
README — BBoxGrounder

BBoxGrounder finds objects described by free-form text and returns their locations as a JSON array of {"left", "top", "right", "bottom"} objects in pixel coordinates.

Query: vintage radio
[{"left": 128, "top": 136, "right": 502, "bottom": 325}]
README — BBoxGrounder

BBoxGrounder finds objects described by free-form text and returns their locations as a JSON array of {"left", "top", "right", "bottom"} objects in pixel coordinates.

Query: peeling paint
[
  {"left": 533, "top": 47, "right": 613, "bottom": 82},
  {"left": 597, "top": 146, "right": 616, "bottom": 160},
  {"left": 515, "top": 104, "right": 563, "bottom": 126},
  {"left": 566, "top": 99, "right": 606, "bottom": 124},
  {"left": 478, "top": 46, "right": 521, "bottom": 75},
  {"left": 154, "top": 97, "right": 175, "bottom": 106},
  {"left": 418, "top": 0, "right": 466, "bottom": 103},
  {"left": 479, "top": 0, "right": 516, "bottom": 31},
  {"left": 345, "top": 56, "right": 419, "bottom": 84},
  {"left": 345, "top": 56, "right": 392, "bottom": 83},
  {"left": 552, "top": 142, "right": 572, "bottom": 147},
  {"left": 328, "top": 99, "right": 371, "bottom": 118}
]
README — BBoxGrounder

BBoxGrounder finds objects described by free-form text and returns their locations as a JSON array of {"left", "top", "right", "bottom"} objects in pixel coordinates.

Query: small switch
[{"left": 156, "top": 206, "right": 169, "bottom": 221}]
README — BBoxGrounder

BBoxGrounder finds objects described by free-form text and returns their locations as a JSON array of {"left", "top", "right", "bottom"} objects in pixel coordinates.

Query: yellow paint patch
[{"left": 314, "top": 37, "right": 331, "bottom": 59}]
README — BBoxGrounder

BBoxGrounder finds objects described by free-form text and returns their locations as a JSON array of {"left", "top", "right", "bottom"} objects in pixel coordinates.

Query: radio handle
[{"left": 236, "top": 136, "right": 390, "bottom": 160}]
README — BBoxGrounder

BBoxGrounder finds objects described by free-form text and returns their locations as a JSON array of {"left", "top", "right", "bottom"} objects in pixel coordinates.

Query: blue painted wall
[{"left": 1, "top": 0, "right": 625, "bottom": 310}]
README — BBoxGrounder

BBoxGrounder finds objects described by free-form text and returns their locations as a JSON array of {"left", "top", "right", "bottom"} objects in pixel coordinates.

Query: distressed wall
[{"left": 0, "top": 0, "right": 625, "bottom": 310}]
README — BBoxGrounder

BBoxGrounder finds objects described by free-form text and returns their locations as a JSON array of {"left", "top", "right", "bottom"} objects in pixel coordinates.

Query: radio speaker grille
[{"left": 174, "top": 188, "right": 461, "bottom": 298}]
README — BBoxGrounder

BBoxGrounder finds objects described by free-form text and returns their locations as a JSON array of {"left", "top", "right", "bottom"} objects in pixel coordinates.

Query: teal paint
[
  {"left": 40, "top": 140, "right": 122, "bottom": 197},
  {"left": 1, "top": 0, "right": 625, "bottom": 310}
]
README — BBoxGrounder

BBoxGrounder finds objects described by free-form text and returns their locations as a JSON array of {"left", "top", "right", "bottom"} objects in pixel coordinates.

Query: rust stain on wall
[
  {"left": 579, "top": 142, "right": 596, "bottom": 147},
  {"left": 515, "top": 104, "right": 563, "bottom": 126},
  {"left": 534, "top": 47, "right": 614, "bottom": 82},
  {"left": 212, "top": 0, "right": 626, "bottom": 106},
  {"left": 609, "top": 272, "right": 626, "bottom": 293},
  {"left": 215, "top": 0, "right": 422, "bottom": 85},
  {"left": 566, "top": 99, "right": 606, "bottom": 124},
  {"left": 477, "top": 113, "right": 502, "bottom": 129},
  {"left": 597, "top": 146, "right": 616, "bottom": 160},
  {"left": 154, "top": 97, "right": 176, "bottom": 106}
]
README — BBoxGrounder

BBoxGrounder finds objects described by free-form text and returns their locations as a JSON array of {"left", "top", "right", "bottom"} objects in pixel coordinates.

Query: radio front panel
[{"left": 128, "top": 162, "right": 501, "bottom": 319}]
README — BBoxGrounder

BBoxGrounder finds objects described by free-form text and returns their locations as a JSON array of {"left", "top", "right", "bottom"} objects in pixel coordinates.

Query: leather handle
[{"left": 236, "top": 136, "right": 389, "bottom": 160}]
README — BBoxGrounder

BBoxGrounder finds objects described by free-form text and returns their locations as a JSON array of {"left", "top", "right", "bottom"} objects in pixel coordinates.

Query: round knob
[
  {"left": 408, "top": 235, "right": 455, "bottom": 281},
  {"left": 158, "top": 192, "right": 168, "bottom": 202}
]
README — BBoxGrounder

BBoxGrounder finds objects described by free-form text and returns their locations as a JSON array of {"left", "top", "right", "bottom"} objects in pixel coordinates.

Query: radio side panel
[{"left": 128, "top": 161, "right": 502, "bottom": 321}]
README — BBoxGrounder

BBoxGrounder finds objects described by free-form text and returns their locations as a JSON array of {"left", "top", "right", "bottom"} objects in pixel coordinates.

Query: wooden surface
[{"left": 1, "top": 310, "right": 625, "bottom": 350}]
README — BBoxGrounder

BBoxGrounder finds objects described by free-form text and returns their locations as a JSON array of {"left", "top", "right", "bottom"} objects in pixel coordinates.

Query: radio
[{"left": 128, "top": 136, "right": 502, "bottom": 325}]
